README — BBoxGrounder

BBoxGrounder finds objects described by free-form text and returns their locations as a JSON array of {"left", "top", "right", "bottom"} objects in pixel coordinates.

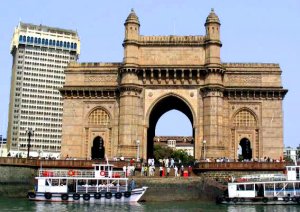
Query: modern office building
[{"left": 7, "top": 22, "right": 80, "bottom": 158}]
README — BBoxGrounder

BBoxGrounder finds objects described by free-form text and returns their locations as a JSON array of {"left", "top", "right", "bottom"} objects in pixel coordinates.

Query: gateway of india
[{"left": 60, "top": 9, "right": 287, "bottom": 161}]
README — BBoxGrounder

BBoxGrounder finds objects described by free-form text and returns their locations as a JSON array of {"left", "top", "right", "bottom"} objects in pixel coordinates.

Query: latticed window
[
  {"left": 88, "top": 109, "right": 110, "bottom": 125},
  {"left": 233, "top": 109, "right": 256, "bottom": 127}
]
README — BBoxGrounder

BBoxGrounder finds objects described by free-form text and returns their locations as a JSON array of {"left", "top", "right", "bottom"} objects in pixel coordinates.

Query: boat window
[
  {"left": 46, "top": 180, "right": 49, "bottom": 186},
  {"left": 52, "top": 179, "right": 59, "bottom": 186},
  {"left": 246, "top": 184, "right": 254, "bottom": 190},
  {"left": 96, "top": 166, "right": 99, "bottom": 171},
  {"left": 237, "top": 184, "right": 245, "bottom": 190},
  {"left": 288, "top": 167, "right": 291, "bottom": 171}
]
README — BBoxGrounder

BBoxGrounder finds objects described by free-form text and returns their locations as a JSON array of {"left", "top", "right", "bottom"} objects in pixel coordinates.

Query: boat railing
[
  {"left": 38, "top": 169, "right": 126, "bottom": 178},
  {"left": 235, "top": 174, "right": 286, "bottom": 182},
  {"left": 76, "top": 184, "right": 127, "bottom": 193}
]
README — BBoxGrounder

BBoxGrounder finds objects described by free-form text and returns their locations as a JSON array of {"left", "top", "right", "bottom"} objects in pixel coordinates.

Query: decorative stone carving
[{"left": 85, "top": 75, "right": 117, "bottom": 83}]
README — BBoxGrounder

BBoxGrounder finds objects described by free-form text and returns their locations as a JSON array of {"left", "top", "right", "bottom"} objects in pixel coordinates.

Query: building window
[
  {"left": 88, "top": 108, "right": 110, "bottom": 125},
  {"left": 233, "top": 109, "right": 256, "bottom": 127}
]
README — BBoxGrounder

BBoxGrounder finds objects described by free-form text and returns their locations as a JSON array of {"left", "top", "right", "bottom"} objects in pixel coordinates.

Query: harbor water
[{"left": 1, "top": 198, "right": 300, "bottom": 212}]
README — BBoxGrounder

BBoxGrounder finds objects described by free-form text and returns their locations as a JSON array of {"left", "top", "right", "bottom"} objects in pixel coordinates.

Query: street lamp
[
  {"left": 136, "top": 139, "right": 140, "bottom": 161},
  {"left": 26, "top": 128, "right": 34, "bottom": 158},
  {"left": 203, "top": 140, "right": 207, "bottom": 160}
]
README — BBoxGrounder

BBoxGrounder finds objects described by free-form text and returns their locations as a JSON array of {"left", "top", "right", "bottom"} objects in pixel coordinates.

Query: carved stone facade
[{"left": 60, "top": 9, "right": 287, "bottom": 160}]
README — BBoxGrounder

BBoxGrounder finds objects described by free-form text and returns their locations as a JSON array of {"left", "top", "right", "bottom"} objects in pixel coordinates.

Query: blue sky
[{"left": 0, "top": 1, "right": 299, "bottom": 147}]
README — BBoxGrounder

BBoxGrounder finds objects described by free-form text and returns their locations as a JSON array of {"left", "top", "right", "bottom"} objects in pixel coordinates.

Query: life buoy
[
  {"left": 262, "top": 197, "right": 268, "bottom": 203},
  {"left": 44, "top": 192, "right": 52, "bottom": 200},
  {"left": 292, "top": 197, "right": 297, "bottom": 202},
  {"left": 73, "top": 193, "right": 80, "bottom": 200},
  {"left": 273, "top": 197, "right": 278, "bottom": 201},
  {"left": 124, "top": 191, "right": 131, "bottom": 198},
  {"left": 83, "top": 193, "right": 90, "bottom": 201},
  {"left": 100, "top": 171, "right": 105, "bottom": 176},
  {"left": 284, "top": 197, "right": 289, "bottom": 202},
  {"left": 105, "top": 192, "right": 112, "bottom": 199},
  {"left": 115, "top": 192, "right": 122, "bottom": 199},
  {"left": 28, "top": 192, "right": 36, "bottom": 199},
  {"left": 61, "top": 193, "right": 69, "bottom": 201},
  {"left": 43, "top": 171, "right": 49, "bottom": 177},
  {"left": 94, "top": 192, "right": 101, "bottom": 199},
  {"left": 68, "top": 170, "right": 75, "bottom": 176}
]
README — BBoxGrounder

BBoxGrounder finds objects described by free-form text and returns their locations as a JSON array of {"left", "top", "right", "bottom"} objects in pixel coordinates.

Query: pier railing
[
  {"left": 194, "top": 162, "right": 289, "bottom": 172},
  {"left": 0, "top": 157, "right": 132, "bottom": 169},
  {"left": 0, "top": 157, "right": 291, "bottom": 172}
]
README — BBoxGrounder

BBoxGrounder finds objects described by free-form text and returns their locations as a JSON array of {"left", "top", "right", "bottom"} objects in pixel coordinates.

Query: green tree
[
  {"left": 171, "top": 149, "right": 194, "bottom": 165},
  {"left": 153, "top": 144, "right": 173, "bottom": 161}
]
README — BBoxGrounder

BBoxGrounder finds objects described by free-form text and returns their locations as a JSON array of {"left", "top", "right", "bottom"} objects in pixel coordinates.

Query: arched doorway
[
  {"left": 147, "top": 95, "right": 194, "bottom": 158},
  {"left": 239, "top": 138, "right": 252, "bottom": 160},
  {"left": 91, "top": 136, "right": 105, "bottom": 159}
]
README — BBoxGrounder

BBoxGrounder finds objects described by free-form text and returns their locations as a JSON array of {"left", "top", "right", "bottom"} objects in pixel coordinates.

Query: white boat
[
  {"left": 217, "top": 165, "right": 300, "bottom": 204},
  {"left": 27, "top": 163, "right": 147, "bottom": 202}
]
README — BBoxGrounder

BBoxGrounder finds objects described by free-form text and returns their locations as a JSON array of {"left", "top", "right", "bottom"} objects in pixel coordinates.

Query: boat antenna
[{"left": 105, "top": 155, "right": 109, "bottom": 165}]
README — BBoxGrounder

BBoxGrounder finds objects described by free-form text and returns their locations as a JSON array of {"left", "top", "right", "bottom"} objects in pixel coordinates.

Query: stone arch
[
  {"left": 232, "top": 107, "right": 258, "bottom": 128},
  {"left": 145, "top": 93, "right": 196, "bottom": 127},
  {"left": 231, "top": 107, "right": 259, "bottom": 160},
  {"left": 86, "top": 107, "right": 111, "bottom": 126},
  {"left": 146, "top": 93, "right": 196, "bottom": 158}
]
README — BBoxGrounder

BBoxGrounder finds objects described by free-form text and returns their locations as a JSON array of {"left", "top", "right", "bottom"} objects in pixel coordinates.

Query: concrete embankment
[
  {"left": 0, "top": 166, "right": 36, "bottom": 198},
  {"left": 134, "top": 177, "right": 224, "bottom": 202}
]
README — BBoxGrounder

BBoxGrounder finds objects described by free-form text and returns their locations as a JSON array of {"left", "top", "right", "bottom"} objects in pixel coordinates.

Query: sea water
[{"left": 0, "top": 198, "right": 299, "bottom": 212}]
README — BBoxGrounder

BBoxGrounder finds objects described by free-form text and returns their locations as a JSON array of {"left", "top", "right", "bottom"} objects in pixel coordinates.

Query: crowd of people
[{"left": 122, "top": 157, "right": 194, "bottom": 178}]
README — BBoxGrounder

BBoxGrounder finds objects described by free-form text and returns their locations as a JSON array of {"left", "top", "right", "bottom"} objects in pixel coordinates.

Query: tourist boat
[
  {"left": 216, "top": 165, "right": 300, "bottom": 205},
  {"left": 27, "top": 163, "right": 147, "bottom": 202}
]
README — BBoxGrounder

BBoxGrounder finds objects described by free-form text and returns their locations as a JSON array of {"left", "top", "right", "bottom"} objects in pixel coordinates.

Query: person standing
[
  {"left": 159, "top": 166, "right": 163, "bottom": 177},
  {"left": 166, "top": 167, "right": 170, "bottom": 177},
  {"left": 174, "top": 165, "right": 178, "bottom": 177},
  {"left": 180, "top": 165, "right": 184, "bottom": 176}
]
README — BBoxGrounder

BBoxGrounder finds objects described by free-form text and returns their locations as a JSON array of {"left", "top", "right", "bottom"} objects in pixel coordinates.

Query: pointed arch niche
[
  {"left": 84, "top": 107, "right": 112, "bottom": 159},
  {"left": 231, "top": 108, "right": 260, "bottom": 161}
]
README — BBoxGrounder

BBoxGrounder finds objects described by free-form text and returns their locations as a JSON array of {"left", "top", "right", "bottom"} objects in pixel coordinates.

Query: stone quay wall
[{"left": 0, "top": 166, "right": 36, "bottom": 197}]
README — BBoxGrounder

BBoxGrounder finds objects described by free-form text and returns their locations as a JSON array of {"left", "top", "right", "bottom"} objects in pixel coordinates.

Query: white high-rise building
[{"left": 7, "top": 22, "right": 80, "bottom": 158}]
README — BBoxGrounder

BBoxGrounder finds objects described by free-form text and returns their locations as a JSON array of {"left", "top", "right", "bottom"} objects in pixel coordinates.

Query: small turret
[
  {"left": 204, "top": 8, "right": 222, "bottom": 66},
  {"left": 124, "top": 9, "right": 140, "bottom": 41},
  {"left": 205, "top": 8, "right": 220, "bottom": 41}
]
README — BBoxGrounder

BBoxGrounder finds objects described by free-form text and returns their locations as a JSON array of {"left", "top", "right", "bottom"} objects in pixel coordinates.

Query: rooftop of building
[{"left": 19, "top": 22, "right": 78, "bottom": 36}]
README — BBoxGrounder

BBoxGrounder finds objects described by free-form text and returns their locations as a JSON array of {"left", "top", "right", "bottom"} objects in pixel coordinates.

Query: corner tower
[
  {"left": 118, "top": 9, "right": 143, "bottom": 157},
  {"left": 202, "top": 9, "right": 225, "bottom": 159}
]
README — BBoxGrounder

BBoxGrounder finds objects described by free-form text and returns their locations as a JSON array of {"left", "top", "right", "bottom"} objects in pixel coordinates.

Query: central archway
[{"left": 147, "top": 95, "right": 194, "bottom": 158}]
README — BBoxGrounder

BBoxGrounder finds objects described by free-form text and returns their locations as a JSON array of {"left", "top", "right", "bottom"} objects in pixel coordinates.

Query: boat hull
[
  {"left": 216, "top": 196, "right": 300, "bottom": 205},
  {"left": 28, "top": 187, "right": 147, "bottom": 203}
]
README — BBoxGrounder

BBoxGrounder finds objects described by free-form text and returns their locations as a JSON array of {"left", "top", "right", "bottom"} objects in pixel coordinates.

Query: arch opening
[
  {"left": 239, "top": 138, "right": 252, "bottom": 160},
  {"left": 91, "top": 136, "right": 105, "bottom": 159},
  {"left": 147, "top": 95, "right": 194, "bottom": 159}
]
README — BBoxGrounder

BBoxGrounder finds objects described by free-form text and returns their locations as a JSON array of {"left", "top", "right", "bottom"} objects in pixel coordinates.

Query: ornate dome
[
  {"left": 125, "top": 9, "right": 140, "bottom": 26},
  {"left": 205, "top": 8, "right": 220, "bottom": 25}
]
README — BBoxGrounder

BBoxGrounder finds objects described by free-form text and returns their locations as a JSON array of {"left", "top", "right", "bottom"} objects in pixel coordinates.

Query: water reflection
[
  {"left": 1, "top": 198, "right": 300, "bottom": 212},
  {"left": 227, "top": 205, "right": 300, "bottom": 212},
  {"left": 35, "top": 201, "right": 145, "bottom": 212}
]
